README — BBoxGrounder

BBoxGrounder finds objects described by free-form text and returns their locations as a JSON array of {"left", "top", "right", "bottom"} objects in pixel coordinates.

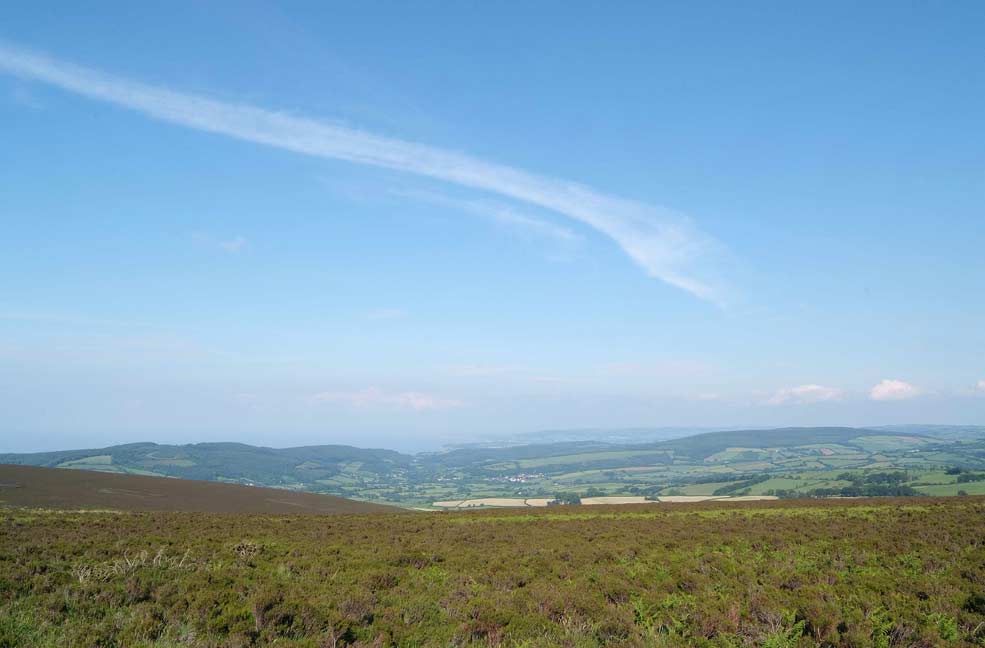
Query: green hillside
[
  {"left": 3, "top": 426, "right": 984, "bottom": 506},
  {"left": 645, "top": 426, "right": 887, "bottom": 458},
  {"left": 0, "top": 442, "right": 411, "bottom": 488}
]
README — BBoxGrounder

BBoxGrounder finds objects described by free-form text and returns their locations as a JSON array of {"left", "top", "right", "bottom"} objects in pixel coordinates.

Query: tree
[{"left": 550, "top": 492, "right": 582, "bottom": 505}]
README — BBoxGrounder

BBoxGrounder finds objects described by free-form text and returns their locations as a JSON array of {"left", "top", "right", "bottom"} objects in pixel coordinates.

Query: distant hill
[
  {"left": 874, "top": 424, "right": 985, "bottom": 440},
  {"left": 0, "top": 441, "right": 410, "bottom": 487},
  {"left": 646, "top": 426, "right": 891, "bottom": 459},
  {"left": 510, "top": 427, "right": 711, "bottom": 444},
  {"left": 2, "top": 425, "right": 983, "bottom": 506},
  {"left": 0, "top": 464, "right": 399, "bottom": 514}
]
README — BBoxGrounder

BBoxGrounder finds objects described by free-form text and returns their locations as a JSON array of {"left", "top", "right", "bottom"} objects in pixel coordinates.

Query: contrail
[{"left": 0, "top": 42, "right": 723, "bottom": 301}]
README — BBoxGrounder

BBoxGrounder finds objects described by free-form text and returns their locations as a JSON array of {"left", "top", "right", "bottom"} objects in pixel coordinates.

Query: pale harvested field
[
  {"left": 581, "top": 496, "right": 649, "bottom": 505},
  {"left": 433, "top": 494, "right": 779, "bottom": 508},
  {"left": 431, "top": 500, "right": 465, "bottom": 508},
  {"left": 657, "top": 495, "right": 728, "bottom": 503},
  {"left": 432, "top": 498, "right": 532, "bottom": 508},
  {"left": 657, "top": 495, "right": 778, "bottom": 503}
]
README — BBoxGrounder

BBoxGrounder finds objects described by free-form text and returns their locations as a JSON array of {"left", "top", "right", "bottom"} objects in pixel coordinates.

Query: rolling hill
[
  {"left": 2, "top": 425, "right": 984, "bottom": 506},
  {"left": 0, "top": 464, "right": 398, "bottom": 514},
  {"left": 643, "top": 426, "right": 892, "bottom": 458},
  {"left": 0, "top": 441, "right": 410, "bottom": 485}
]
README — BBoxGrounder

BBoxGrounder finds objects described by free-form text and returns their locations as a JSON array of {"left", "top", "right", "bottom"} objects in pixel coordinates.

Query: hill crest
[{"left": 0, "top": 464, "right": 398, "bottom": 514}]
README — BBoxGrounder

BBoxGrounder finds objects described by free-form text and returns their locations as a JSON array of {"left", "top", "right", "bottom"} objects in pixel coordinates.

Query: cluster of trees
[
  {"left": 767, "top": 472, "right": 920, "bottom": 499},
  {"left": 957, "top": 473, "right": 985, "bottom": 483},
  {"left": 776, "top": 484, "right": 921, "bottom": 498},
  {"left": 711, "top": 474, "right": 770, "bottom": 496},
  {"left": 835, "top": 471, "right": 908, "bottom": 484},
  {"left": 548, "top": 492, "right": 582, "bottom": 505}
]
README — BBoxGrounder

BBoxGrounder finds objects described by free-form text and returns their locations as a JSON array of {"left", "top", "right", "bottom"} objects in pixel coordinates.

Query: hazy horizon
[{"left": 4, "top": 422, "right": 984, "bottom": 456}]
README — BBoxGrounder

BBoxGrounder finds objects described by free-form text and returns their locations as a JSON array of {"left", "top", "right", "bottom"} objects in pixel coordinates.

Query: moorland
[
  {"left": 0, "top": 465, "right": 395, "bottom": 514},
  {"left": 1, "top": 497, "right": 984, "bottom": 647}
]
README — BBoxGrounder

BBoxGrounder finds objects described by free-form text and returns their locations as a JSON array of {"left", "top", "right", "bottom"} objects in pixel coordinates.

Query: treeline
[
  {"left": 835, "top": 470, "right": 908, "bottom": 484},
  {"left": 945, "top": 466, "right": 985, "bottom": 483},
  {"left": 771, "top": 484, "right": 921, "bottom": 499},
  {"left": 768, "top": 472, "right": 921, "bottom": 499},
  {"left": 711, "top": 474, "right": 770, "bottom": 496}
]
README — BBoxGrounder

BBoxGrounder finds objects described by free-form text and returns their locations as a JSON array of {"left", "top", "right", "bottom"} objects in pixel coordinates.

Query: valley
[{"left": 4, "top": 425, "right": 984, "bottom": 508}]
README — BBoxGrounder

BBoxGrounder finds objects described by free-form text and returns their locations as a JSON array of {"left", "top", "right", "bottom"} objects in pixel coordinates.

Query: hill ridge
[{"left": 0, "top": 464, "right": 398, "bottom": 514}]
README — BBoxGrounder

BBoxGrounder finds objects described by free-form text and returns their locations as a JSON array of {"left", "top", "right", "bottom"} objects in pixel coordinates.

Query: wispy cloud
[
  {"left": 0, "top": 310, "right": 141, "bottom": 328},
  {"left": 0, "top": 42, "right": 723, "bottom": 302},
  {"left": 445, "top": 364, "right": 518, "bottom": 378},
  {"left": 869, "top": 379, "right": 921, "bottom": 401},
  {"left": 767, "top": 384, "right": 843, "bottom": 405},
  {"left": 218, "top": 236, "right": 248, "bottom": 253},
  {"left": 396, "top": 190, "right": 579, "bottom": 244},
  {"left": 366, "top": 308, "right": 406, "bottom": 321},
  {"left": 974, "top": 379, "right": 985, "bottom": 394},
  {"left": 312, "top": 387, "right": 461, "bottom": 411},
  {"left": 601, "top": 360, "right": 715, "bottom": 379},
  {"left": 191, "top": 232, "right": 249, "bottom": 253},
  {"left": 443, "top": 364, "right": 565, "bottom": 384}
]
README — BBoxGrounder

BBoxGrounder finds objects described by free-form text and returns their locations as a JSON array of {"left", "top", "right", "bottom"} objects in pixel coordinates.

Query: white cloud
[
  {"left": 767, "top": 384, "right": 843, "bottom": 405},
  {"left": 312, "top": 387, "right": 462, "bottom": 411},
  {"left": 975, "top": 379, "right": 985, "bottom": 394},
  {"left": 218, "top": 236, "right": 248, "bottom": 252},
  {"left": 0, "top": 43, "right": 723, "bottom": 302},
  {"left": 869, "top": 379, "right": 921, "bottom": 401}
]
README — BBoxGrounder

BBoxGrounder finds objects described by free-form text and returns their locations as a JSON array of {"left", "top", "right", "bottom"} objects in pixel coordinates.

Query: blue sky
[{"left": 1, "top": 1, "right": 983, "bottom": 452}]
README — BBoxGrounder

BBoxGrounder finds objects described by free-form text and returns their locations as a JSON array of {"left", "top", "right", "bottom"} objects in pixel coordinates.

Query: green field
[
  {"left": 914, "top": 482, "right": 985, "bottom": 496},
  {"left": 57, "top": 455, "right": 113, "bottom": 467},
  {"left": 4, "top": 426, "right": 985, "bottom": 507}
]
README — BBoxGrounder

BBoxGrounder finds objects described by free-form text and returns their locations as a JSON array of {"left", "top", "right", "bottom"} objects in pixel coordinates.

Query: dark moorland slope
[{"left": 0, "top": 464, "right": 398, "bottom": 514}]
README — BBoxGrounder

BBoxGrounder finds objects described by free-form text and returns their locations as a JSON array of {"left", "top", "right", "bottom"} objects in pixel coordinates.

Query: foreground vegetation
[{"left": 2, "top": 497, "right": 985, "bottom": 647}]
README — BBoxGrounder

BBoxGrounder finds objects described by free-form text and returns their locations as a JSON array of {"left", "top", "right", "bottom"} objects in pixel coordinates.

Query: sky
[{"left": 1, "top": 1, "right": 983, "bottom": 453}]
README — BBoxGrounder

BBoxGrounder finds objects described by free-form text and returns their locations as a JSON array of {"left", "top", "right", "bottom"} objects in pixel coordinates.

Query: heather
[{"left": 2, "top": 498, "right": 985, "bottom": 647}]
